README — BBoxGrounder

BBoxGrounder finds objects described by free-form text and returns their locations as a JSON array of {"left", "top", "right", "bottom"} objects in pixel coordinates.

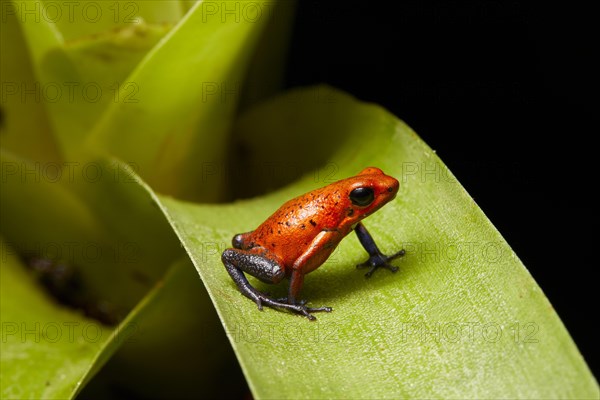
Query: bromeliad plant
[{"left": 1, "top": 1, "right": 597, "bottom": 399}]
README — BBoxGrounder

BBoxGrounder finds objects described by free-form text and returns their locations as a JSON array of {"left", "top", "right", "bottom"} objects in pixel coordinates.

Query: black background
[{"left": 286, "top": 0, "right": 597, "bottom": 378}]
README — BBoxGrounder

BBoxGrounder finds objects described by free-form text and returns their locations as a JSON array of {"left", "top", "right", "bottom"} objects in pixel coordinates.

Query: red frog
[{"left": 222, "top": 167, "right": 404, "bottom": 320}]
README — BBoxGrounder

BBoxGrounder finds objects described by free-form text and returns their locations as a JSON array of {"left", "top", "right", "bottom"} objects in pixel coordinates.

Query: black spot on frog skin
[
  {"left": 301, "top": 224, "right": 306, "bottom": 229},
  {"left": 285, "top": 221, "right": 291, "bottom": 226},
  {"left": 309, "top": 219, "right": 317, "bottom": 227},
  {"left": 348, "top": 209, "right": 354, "bottom": 216}
]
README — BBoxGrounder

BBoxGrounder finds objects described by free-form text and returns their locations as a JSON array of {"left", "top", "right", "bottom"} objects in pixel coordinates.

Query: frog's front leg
[
  {"left": 221, "top": 248, "right": 331, "bottom": 320},
  {"left": 354, "top": 222, "right": 405, "bottom": 277}
]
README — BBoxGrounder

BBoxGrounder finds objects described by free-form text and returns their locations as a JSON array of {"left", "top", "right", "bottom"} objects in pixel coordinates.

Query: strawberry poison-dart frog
[{"left": 221, "top": 167, "right": 405, "bottom": 320}]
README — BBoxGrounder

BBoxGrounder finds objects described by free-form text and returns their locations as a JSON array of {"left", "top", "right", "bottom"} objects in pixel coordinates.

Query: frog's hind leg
[
  {"left": 222, "top": 248, "right": 331, "bottom": 320},
  {"left": 221, "top": 249, "right": 284, "bottom": 308}
]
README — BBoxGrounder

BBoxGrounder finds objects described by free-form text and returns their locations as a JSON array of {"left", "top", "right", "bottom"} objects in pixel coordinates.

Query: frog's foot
[
  {"left": 274, "top": 297, "right": 307, "bottom": 305},
  {"left": 222, "top": 249, "right": 331, "bottom": 320},
  {"left": 354, "top": 223, "right": 405, "bottom": 278},
  {"left": 254, "top": 294, "right": 331, "bottom": 321},
  {"left": 356, "top": 249, "right": 405, "bottom": 278}
]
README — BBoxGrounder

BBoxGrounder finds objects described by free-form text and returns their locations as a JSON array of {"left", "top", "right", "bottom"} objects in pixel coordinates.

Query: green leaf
[
  {"left": 0, "top": 241, "right": 235, "bottom": 399},
  {"left": 40, "top": 0, "right": 184, "bottom": 41},
  {"left": 154, "top": 86, "right": 598, "bottom": 398},
  {"left": 0, "top": 239, "right": 117, "bottom": 399},
  {"left": 78, "top": 256, "right": 245, "bottom": 400},
  {"left": 6, "top": 0, "right": 176, "bottom": 160},
  {"left": 0, "top": 151, "right": 239, "bottom": 398},
  {"left": 0, "top": 144, "right": 248, "bottom": 398},
  {"left": 87, "top": 0, "right": 283, "bottom": 200},
  {"left": 0, "top": 0, "right": 61, "bottom": 163},
  {"left": 0, "top": 150, "right": 181, "bottom": 310}
]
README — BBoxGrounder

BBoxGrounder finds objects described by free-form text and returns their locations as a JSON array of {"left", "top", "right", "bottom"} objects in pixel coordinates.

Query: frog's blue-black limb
[
  {"left": 223, "top": 249, "right": 284, "bottom": 284},
  {"left": 354, "top": 222, "right": 405, "bottom": 278},
  {"left": 221, "top": 248, "right": 332, "bottom": 320}
]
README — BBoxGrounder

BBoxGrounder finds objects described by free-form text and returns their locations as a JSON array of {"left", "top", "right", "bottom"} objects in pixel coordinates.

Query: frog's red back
[{"left": 247, "top": 167, "right": 399, "bottom": 268}]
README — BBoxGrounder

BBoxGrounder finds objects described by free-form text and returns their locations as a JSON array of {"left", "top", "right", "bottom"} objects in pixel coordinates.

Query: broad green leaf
[
  {"left": 78, "top": 257, "right": 245, "bottom": 400},
  {"left": 0, "top": 151, "right": 240, "bottom": 397},
  {"left": 0, "top": 0, "right": 61, "bottom": 163},
  {"left": 179, "top": 0, "right": 200, "bottom": 14},
  {"left": 39, "top": 0, "right": 184, "bottom": 41},
  {"left": 6, "top": 0, "right": 77, "bottom": 158},
  {"left": 51, "top": 21, "right": 173, "bottom": 149},
  {"left": 0, "top": 239, "right": 116, "bottom": 399},
  {"left": 7, "top": 0, "right": 176, "bottom": 159},
  {"left": 0, "top": 242, "right": 236, "bottom": 399},
  {"left": 7, "top": 0, "right": 63, "bottom": 68},
  {"left": 0, "top": 150, "right": 181, "bottom": 310},
  {"left": 155, "top": 86, "right": 598, "bottom": 398},
  {"left": 87, "top": 0, "right": 282, "bottom": 200}
]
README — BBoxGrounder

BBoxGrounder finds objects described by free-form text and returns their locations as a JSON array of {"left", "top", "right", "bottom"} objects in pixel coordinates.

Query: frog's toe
[
  {"left": 387, "top": 249, "right": 406, "bottom": 261},
  {"left": 296, "top": 304, "right": 332, "bottom": 321},
  {"left": 357, "top": 249, "right": 405, "bottom": 277},
  {"left": 253, "top": 297, "right": 264, "bottom": 311},
  {"left": 273, "top": 296, "right": 306, "bottom": 305},
  {"left": 306, "top": 305, "right": 333, "bottom": 313}
]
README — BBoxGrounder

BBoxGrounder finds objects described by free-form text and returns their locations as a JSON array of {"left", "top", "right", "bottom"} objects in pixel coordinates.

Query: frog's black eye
[{"left": 349, "top": 187, "right": 375, "bottom": 207}]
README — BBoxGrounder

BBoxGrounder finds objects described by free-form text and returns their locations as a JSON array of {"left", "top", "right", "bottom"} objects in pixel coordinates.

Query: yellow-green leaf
[
  {"left": 0, "top": 152, "right": 237, "bottom": 398},
  {"left": 154, "top": 86, "right": 598, "bottom": 398},
  {"left": 8, "top": 0, "right": 176, "bottom": 159},
  {"left": 88, "top": 0, "right": 287, "bottom": 200}
]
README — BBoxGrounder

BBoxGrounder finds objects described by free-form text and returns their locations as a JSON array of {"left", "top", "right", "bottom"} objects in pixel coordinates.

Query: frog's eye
[{"left": 349, "top": 187, "right": 375, "bottom": 207}]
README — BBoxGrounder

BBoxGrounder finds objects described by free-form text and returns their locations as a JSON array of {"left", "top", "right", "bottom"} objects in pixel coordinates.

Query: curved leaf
[
  {"left": 0, "top": 151, "right": 238, "bottom": 398},
  {"left": 0, "top": 150, "right": 181, "bottom": 309},
  {"left": 155, "top": 86, "right": 598, "bottom": 398},
  {"left": 1, "top": 0, "right": 61, "bottom": 162},
  {"left": 88, "top": 0, "right": 284, "bottom": 200},
  {"left": 41, "top": 0, "right": 184, "bottom": 41},
  {"left": 0, "top": 239, "right": 117, "bottom": 399},
  {"left": 78, "top": 257, "right": 245, "bottom": 400},
  {"left": 8, "top": 0, "right": 176, "bottom": 159}
]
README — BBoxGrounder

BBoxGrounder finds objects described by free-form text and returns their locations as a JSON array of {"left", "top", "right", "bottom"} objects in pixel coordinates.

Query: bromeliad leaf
[
  {"left": 154, "top": 86, "right": 598, "bottom": 399},
  {"left": 88, "top": 0, "right": 281, "bottom": 200},
  {"left": 8, "top": 0, "right": 178, "bottom": 159}
]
